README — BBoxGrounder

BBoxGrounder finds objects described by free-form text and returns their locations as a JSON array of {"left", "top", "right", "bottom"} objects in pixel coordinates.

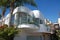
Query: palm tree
[
  {"left": 8, "top": 0, "right": 37, "bottom": 27},
  {"left": 0, "top": 0, "right": 9, "bottom": 25}
]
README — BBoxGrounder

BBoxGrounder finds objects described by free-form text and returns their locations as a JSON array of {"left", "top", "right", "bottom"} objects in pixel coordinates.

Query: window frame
[
  {"left": 18, "top": 12, "right": 31, "bottom": 24},
  {"left": 39, "top": 19, "right": 43, "bottom": 24}
]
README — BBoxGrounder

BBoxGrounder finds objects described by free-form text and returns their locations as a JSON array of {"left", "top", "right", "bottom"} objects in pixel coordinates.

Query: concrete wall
[
  {"left": 14, "top": 31, "right": 27, "bottom": 40},
  {"left": 14, "top": 31, "right": 51, "bottom": 40},
  {"left": 4, "top": 13, "right": 10, "bottom": 25},
  {"left": 58, "top": 18, "right": 60, "bottom": 26}
]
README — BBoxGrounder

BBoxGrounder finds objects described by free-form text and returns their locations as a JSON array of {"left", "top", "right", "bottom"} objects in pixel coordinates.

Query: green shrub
[{"left": 0, "top": 24, "right": 18, "bottom": 40}]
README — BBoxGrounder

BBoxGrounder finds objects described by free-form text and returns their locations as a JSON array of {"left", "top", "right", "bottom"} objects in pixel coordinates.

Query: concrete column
[{"left": 14, "top": 13, "right": 19, "bottom": 27}]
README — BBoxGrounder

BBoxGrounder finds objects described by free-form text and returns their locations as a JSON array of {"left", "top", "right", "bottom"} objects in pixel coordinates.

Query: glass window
[
  {"left": 21, "top": 13, "right": 27, "bottom": 24},
  {"left": 42, "top": 35, "right": 45, "bottom": 40},
  {"left": 17, "top": 12, "right": 41, "bottom": 26},
  {"left": 40, "top": 20, "right": 43, "bottom": 24},
  {"left": 47, "top": 27, "right": 50, "bottom": 32},
  {"left": 18, "top": 13, "right": 29, "bottom": 24},
  {"left": 27, "top": 14, "right": 31, "bottom": 24},
  {"left": 11, "top": 15, "right": 14, "bottom": 25},
  {"left": 27, "top": 36, "right": 42, "bottom": 40},
  {"left": 33, "top": 18, "right": 39, "bottom": 26},
  {"left": 34, "top": 18, "right": 39, "bottom": 23}
]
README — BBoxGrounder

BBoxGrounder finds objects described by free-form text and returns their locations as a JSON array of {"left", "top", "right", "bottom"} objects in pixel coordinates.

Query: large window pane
[
  {"left": 33, "top": 18, "right": 39, "bottom": 26},
  {"left": 11, "top": 15, "right": 14, "bottom": 25},
  {"left": 21, "top": 15, "right": 27, "bottom": 24},
  {"left": 18, "top": 13, "right": 28, "bottom": 24},
  {"left": 40, "top": 20, "right": 43, "bottom": 24}
]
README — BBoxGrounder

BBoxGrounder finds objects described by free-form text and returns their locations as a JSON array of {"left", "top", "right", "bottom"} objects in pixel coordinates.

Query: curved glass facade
[
  {"left": 15, "top": 12, "right": 44, "bottom": 27},
  {"left": 33, "top": 18, "right": 39, "bottom": 26},
  {"left": 18, "top": 12, "right": 31, "bottom": 24}
]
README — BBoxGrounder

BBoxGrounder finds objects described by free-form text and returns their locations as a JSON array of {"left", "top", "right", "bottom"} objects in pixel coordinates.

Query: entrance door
[{"left": 27, "top": 36, "right": 43, "bottom": 40}]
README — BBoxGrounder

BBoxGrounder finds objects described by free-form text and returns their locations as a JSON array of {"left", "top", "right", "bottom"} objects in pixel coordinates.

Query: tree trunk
[
  {"left": 8, "top": 2, "right": 14, "bottom": 27},
  {"left": 8, "top": 7, "right": 13, "bottom": 27}
]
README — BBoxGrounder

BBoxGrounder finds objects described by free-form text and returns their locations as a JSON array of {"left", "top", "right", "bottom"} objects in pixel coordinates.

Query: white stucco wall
[
  {"left": 4, "top": 13, "right": 10, "bottom": 25},
  {"left": 18, "top": 24, "right": 39, "bottom": 29},
  {"left": 14, "top": 32, "right": 27, "bottom": 40},
  {"left": 33, "top": 24, "right": 50, "bottom": 33},
  {"left": 32, "top": 10, "right": 44, "bottom": 19},
  {"left": 58, "top": 18, "right": 60, "bottom": 26}
]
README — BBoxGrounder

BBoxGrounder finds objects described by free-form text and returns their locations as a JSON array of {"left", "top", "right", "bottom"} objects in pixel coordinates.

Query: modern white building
[{"left": 4, "top": 6, "right": 51, "bottom": 40}]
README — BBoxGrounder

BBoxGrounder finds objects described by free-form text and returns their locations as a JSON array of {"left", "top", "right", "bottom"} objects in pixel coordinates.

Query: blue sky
[
  {"left": 27, "top": 0, "right": 60, "bottom": 23},
  {"left": 0, "top": 0, "right": 60, "bottom": 23}
]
